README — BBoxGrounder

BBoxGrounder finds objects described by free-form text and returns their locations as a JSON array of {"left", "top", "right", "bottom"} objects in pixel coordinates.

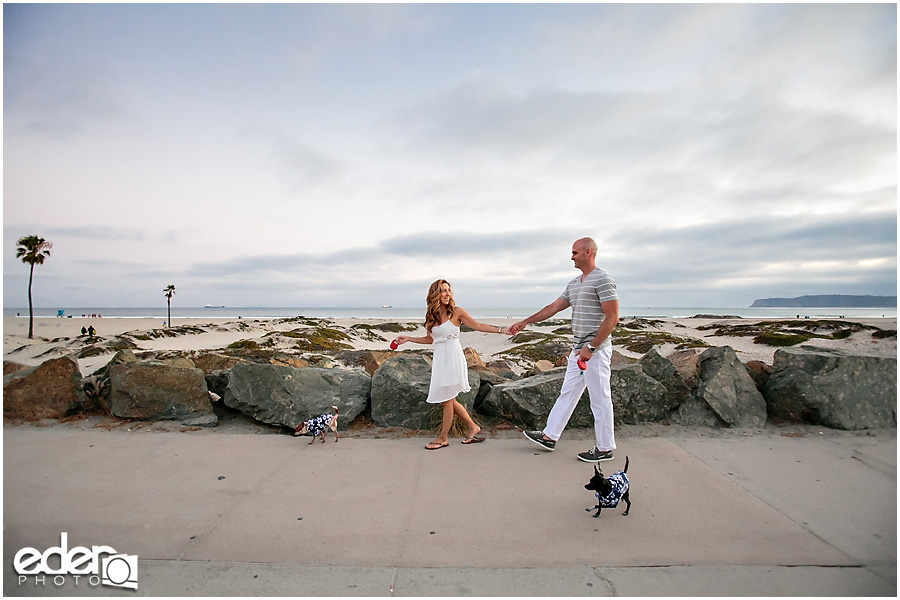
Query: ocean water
[{"left": 4, "top": 306, "right": 896, "bottom": 320}]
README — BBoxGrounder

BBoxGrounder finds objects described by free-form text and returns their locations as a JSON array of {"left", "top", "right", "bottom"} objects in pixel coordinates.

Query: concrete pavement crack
[{"left": 592, "top": 566, "right": 617, "bottom": 595}]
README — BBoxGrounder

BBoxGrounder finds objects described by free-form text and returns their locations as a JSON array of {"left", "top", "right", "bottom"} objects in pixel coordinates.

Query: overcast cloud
[{"left": 3, "top": 3, "right": 896, "bottom": 310}]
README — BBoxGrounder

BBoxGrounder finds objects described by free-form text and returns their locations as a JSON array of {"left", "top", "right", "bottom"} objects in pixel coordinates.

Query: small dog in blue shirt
[
  {"left": 293, "top": 406, "right": 340, "bottom": 445},
  {"left": 585, "top": 457, "right": 630, "bottom": 517}
]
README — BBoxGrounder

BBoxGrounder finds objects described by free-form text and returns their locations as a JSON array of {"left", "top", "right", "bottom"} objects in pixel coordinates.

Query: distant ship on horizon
[
  {"left": 204, "top": 304, "right": 225, "bottom": 308},
  {"left": 382, "top": 305, "right": 392, "bottom": 308}
]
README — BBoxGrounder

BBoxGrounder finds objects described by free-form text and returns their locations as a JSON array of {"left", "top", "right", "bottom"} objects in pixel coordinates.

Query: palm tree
[
  {"left": 16, "top": 235, "right": 53, "bottom": 340},
  {"left": 163, "top": 285, "right": 176, "bottom": 328}
]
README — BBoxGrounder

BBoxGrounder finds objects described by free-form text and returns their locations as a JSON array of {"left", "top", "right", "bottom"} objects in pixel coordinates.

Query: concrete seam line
[
  {"left": 176, "top": 441, "right": 295, "bottom": 561},
  {"left": 389, "top": 447, "right": 426, "bottom": 593}
]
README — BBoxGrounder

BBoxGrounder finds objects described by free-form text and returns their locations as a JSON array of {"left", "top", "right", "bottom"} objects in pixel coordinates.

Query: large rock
[
  {"left": 365, "top": 351, "right": 396, "bottom": 376},
  {"left": 667, "top": 349, "right": 701, "bottom": 389},
  {"left": 482, "top": 360, "right": 516, "bottom": 375},
  {"left": 743, "top": 360, "right": 773, "bottom": 392},
  {"left": 611, "top": 350, "right": 638, "bottom": 366},
  {"left": 764, "top": 347, "right": 897, "bottom": 430},
  {"left": 480, "top": 368, "right": 578, "bottom": 430},
  {"left": 270, "top": 353, "right": 309, "bottom": 369},
  {"left": 163, "top": 357, "right": 197, "bottom": 369},
  {"left": 673, "top": 346, "right": 766, "bottom": 428},
  {"left": 3, "top": 361, "right": 30, "bottom": 377},
  {"left": 108, "top": 361, "right": 216, "bottom": 426},
  {"left": 370, "top": 355, "right": 479, "bottom": 429},
  {"left": 471, "top": 368, "right": 518, "bottom": 410},
  {"left": 639, "top": 349, "right": 691, "bottom": 408},
  {"left": 610, "top": 364, "right": 669, "bottom": 424},
  {"left": 4, "top": 356, "right": 85, "bottom": 419},
  {"left": 529, "top": 360, "right": 557, "bottom": 375},
  {"left": 193, "top": 352, "right": 250, "bottom": 374},
  {"left": 463, "top": 347, "right": 485, "bottom": 370},
  {"left": 481, "top": 364, "right": 670, "bottom": 429},
  {"left": 93, "top": 349, "right": 138, "bottom": 381},
  {"left": 224, "top": 363, "right": 369, "bottom": 430}
]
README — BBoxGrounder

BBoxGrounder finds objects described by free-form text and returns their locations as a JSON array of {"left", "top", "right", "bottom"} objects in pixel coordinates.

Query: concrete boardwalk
[{"left": 4, "top": 426, "right": 896, "bottom": 596}]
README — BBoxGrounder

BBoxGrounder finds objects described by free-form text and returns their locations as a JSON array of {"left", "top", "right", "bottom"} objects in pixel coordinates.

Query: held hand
[{"left": 577, "top": 346, "right": 592, "bottom": 362}]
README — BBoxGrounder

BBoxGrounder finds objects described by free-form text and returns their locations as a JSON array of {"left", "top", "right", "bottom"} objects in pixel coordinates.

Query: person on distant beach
[
  {"left": 508, "top": 237, "right": 619, "bottom": 463},
  {"left": 393, "top": 279, "right": 510, "bottom": 450},
  {"left": 88, "top": 325, "right": 96, "bottom": 337}
]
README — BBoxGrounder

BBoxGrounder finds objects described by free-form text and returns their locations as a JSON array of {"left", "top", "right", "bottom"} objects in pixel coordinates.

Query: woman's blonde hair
[{"left": 425, "top": 279, "right": 455, "bottom": 333}]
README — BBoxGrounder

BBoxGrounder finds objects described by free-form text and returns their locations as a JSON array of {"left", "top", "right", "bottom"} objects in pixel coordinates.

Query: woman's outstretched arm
[
  {"left": 394, "top": 332, "right": 433, "bottom": 346},
  {"left": 455, "top": 307, "right": 511, "bottom": 334}
]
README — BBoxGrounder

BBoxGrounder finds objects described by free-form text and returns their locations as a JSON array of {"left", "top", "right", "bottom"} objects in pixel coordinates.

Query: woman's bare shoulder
[{"left": 452, "top": 306, "right": 472, "bottom": 323}]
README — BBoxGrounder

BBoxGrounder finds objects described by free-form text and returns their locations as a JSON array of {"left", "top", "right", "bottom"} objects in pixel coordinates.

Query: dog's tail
[
  {"left": 332, "top": 405, "right": 339, "bottom": 414},
  {"left": 624, "top": 456, "right": 629, "bottom": 473}
]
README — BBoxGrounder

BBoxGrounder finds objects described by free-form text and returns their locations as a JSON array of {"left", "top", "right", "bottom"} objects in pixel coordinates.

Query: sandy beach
[{"left": 4, "top": 314, "right": 896, "bottom": 378}]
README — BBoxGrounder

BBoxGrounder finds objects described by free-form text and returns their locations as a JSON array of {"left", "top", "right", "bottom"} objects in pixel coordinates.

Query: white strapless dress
[{"left": 426, "top": 320, "right": 471, "bottom": 404}]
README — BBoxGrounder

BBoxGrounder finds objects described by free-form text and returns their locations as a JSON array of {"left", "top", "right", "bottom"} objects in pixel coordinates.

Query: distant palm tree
[
  {"left": 16, "top": 235, "right": 53, "bottom": 340},
  {"left": 164, "top": 284, "right": 176, "bottom": 328}
]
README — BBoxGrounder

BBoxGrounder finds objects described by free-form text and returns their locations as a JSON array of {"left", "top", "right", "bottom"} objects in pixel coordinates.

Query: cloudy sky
[{"left": 4, "top": 3, "right": 896, "bottom": 310}]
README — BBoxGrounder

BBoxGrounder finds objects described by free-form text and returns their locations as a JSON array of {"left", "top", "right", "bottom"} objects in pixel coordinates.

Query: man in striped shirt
[{"left": 509, "top": 237, "right": 619, "bottom": 463}]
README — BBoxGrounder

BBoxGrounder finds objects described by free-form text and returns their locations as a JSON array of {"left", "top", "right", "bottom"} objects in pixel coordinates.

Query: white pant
[{"left": 543, "top": 346, "right": 616, "bottom": 452}]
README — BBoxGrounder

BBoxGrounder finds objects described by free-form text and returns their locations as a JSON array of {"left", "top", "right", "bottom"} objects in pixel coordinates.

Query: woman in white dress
[{"left": 394, "top": 279, "right": 510, "bottom": 450}]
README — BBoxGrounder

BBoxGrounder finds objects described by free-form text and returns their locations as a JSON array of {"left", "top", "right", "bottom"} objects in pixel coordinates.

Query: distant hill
[{"left": 751, "top": 295, "right": 897, "bottom": 308}]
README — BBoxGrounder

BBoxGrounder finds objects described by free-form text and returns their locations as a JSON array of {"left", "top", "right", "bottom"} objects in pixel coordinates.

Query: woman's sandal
[
  {"left": 461, "top": 436, "right": 485, "bottom": 444},
  {"left": 425, "top": 441, "right": 449, "bottom": 450}
]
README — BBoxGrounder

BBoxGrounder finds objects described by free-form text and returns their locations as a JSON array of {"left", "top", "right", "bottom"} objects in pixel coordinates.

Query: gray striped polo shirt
[{"left": 560, "top": 267, "right": 618, "bottom": 350}]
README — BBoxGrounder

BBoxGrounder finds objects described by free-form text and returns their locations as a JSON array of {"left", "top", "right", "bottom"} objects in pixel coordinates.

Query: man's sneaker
[
  {"left": 577, "top": 447, "right": 614, "bottom": 463},
  {"left": 523, "top": 430, "right": 556, "bottom": 451}
]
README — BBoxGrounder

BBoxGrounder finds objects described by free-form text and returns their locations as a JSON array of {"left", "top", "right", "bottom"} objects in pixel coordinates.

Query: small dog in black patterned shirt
[
  {"left": 293, "top": 406, "right": 339, "bottom": 445},
  {"left": 584, "top": 457, "right": 631, "bottom": 517}
]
